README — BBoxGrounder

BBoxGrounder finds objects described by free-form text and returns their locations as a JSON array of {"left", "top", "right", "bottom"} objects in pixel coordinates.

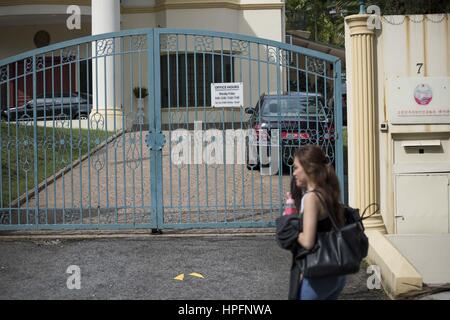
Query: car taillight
[
  {"left": 299, "top": 133, "right": 310, "bottom": 139},
  {"left": 252, "top": 123, "right": 267, "bottom": 140},
  {"left": 254, "top": 123, "right": 266, "bottom": 135},
  {"left": 281, "top": 131, "right": 310, "bottom": 139}
]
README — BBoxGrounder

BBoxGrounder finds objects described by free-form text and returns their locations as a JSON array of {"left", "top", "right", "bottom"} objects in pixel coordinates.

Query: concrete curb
[
  {"left": 0, "top": 228, "right": 276, "bottom": 241},
  {"left": 365, "top": 230, "right": 423, "bottom": 298}
]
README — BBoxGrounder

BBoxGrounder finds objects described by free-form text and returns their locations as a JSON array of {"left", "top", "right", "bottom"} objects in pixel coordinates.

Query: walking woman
[{"left": 291, "top": 144, "right": 346, "bottom": 300}]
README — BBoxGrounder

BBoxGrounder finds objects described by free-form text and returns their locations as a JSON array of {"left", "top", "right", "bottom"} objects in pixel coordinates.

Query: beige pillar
[
  {"left": 345, "top": 14, "right": 386, "bottom": 233},
  {"left": 91, "top": 0, "right": 123, "bottom": 132}
]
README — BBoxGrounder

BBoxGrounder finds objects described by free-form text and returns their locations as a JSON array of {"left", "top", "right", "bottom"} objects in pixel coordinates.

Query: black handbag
[{"left": 299, "top": 191, "right": 377, "bottom": 278}]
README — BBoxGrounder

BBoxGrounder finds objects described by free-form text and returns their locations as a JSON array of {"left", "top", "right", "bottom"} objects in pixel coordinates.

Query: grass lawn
[{"left": 1, "top": 122, "right": 109, "bottom": 207}]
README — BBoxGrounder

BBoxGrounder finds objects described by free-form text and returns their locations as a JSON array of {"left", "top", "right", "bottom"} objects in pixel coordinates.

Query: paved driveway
[
  {"left": 0, "top": 235, "right": 387, "bottom": 300},
  {"left": 15, "top": 130, "right": 293, "bottom": 226}
]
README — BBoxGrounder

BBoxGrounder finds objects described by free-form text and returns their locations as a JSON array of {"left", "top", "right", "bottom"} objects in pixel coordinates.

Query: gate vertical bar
[
  {"left": 32, "top": 55, "right": 39, "bottom": 226},
  {"left": 153, "top": 29, "right": 164, "bottom": 229},
  {"left": 0, "top": 68, "right": 3, "bottom": 214},
  {"left": 147, "top": 30, "right": 157, "bottom": 228},
  {"left": 334, "top": 59, "right": 345, "bottom": 202},
  {"left": 148, "top": 29, "right": 163, "bottom": 229}
]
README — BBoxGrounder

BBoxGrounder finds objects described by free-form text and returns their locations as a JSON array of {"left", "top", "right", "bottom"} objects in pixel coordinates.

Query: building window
[{"left": 160, "top": 53, "right": 234, "bottom": 108}]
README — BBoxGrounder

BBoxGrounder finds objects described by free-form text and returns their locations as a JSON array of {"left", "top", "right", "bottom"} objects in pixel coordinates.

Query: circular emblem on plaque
[{"left": 414, "top": 83, "right": 433, "bottom": 106}]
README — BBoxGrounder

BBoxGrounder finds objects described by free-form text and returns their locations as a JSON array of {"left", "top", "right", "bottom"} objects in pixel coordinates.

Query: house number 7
[{"left": 416, "top": 63, "right": 424, "bottom": 74}]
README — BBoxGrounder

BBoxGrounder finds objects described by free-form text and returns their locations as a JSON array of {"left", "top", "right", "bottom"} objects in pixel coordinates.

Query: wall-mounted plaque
[{"left": 387, "top": 77, "right": 450, "bottom": 124}]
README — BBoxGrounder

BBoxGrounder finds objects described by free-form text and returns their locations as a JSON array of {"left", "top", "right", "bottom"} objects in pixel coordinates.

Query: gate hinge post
[{"left": 145, "top": 131, "right": 166, "bottom": 151}]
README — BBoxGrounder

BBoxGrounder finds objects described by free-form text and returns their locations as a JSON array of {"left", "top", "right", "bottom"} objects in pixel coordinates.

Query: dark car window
[{"left": 261, "top": 97, "right": 326, "bottom": 119}]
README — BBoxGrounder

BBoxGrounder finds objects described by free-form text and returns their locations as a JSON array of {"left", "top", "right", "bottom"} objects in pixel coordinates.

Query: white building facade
[
  {"left": 0, "top": 0, "right": 285, "bottom": 129},
  {"left": 0, "top": 0, "right": 284, "bottom": 60}
]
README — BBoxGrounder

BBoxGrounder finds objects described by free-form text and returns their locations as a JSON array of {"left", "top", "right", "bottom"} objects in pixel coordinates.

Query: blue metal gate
[{"left": 0, "top": 29, "right": 343, "bottom": 231}]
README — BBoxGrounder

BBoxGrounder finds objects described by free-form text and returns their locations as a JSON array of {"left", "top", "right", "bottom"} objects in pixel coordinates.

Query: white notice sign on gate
[{"left": 211, "top": 82, "right": 243, "bottom": 107}]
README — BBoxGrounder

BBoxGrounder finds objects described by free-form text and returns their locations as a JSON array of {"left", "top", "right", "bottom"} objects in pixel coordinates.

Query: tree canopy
[{"left": 286, "top": 0, "right": 450, "bottom": 47}]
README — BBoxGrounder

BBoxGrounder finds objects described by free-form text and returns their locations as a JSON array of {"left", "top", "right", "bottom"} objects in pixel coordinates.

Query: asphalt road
[{"left": 0, "top": 235, "right": 387, "bottom": 300}]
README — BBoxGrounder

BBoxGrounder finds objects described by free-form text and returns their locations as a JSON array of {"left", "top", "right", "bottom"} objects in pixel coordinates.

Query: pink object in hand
[{"left": 283, "top": 192, "right": 298, "bottom": 216}]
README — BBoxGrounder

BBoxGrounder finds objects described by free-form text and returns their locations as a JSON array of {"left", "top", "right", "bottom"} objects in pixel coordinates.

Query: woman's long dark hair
[{"left": 290, "top": 145, "right": 344, "bottom": 226}]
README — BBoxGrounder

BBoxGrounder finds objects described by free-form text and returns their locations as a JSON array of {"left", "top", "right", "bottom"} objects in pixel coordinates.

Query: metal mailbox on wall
[
  {"left": 387, "top": 77, "right": 450, "bottom": 234},
  {"left": 392, "top": 136, "right": 450, "bottom": 234}
]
